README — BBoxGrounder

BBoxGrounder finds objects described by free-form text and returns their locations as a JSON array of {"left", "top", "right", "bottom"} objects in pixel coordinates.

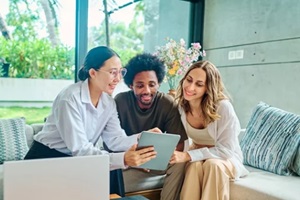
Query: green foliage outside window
[
  {"left": 0, "top": 0, "right": 74, "bottom": 79},
  {"left": 88, "top": 1, "right": 145, "bottom": 66},
  {"left": 0, "top": 106, "right": 51, "bottom": 124},
  {"left": 0, "top": 66, "right": 4, "bottom": 77},
  {"left": 0, "top": 37, "right": 74, "bottom": 79},
  {"left": 0, "top": 0, "right": 144, "bottom": 79}
]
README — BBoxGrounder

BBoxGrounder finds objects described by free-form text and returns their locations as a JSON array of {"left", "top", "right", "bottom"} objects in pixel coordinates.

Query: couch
[
  {"left": 0, "top": 101, "right": 299, "bottom": 200},
  {"left": 123, "top": 102, "right": 300, "bottom": 200}
]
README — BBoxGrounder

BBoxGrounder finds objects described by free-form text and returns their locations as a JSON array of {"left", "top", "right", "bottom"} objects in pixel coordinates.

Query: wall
[
  {"left": 0, "top": 78, "right": 134, "bottom": 107},
  {"left": 0, "top": 78, "right": 73, "bottom": 107},
  {"left": 203, "top": 0, "right": 300, "bottom": 127}
]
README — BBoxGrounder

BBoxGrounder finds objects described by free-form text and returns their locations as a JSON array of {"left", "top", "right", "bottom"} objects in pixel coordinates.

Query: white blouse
[
  {"left": 179, "top": 100, "right": 249, "bottom": 179},
  {"left": 34, "top": 80, "right": 138, "bottom": 170}
]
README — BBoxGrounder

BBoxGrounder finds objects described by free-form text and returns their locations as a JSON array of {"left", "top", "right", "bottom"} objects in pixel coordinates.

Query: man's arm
[
  {"left": 163, "top": 99, "right": 187, "bottom": 152},
  {"left": 176, "top": 142, "right": 185, "bottom": 152}
]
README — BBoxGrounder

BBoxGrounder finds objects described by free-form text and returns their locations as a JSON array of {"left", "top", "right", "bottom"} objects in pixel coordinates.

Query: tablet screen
[{"left": 136, "top": 131, "right": 180, "bottom": 171}]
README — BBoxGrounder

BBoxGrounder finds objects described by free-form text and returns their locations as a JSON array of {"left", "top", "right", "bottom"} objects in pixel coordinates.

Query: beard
[{"left": 135, "top": 92, "right": 157, "bottom": 109}]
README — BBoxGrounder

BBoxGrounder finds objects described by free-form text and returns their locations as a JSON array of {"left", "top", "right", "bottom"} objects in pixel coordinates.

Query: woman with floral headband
[{"left": 170, "top": 60, "right": 248, "bottom": 200}]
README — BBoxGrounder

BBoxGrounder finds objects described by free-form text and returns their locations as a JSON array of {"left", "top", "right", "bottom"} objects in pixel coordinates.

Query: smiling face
[
  {"left": 89, "top": 55, "right": 122, "bottom": 95},
  {"left": 182, "top": 68, "right": 207, "bottom": 103},
  {"left": 130, "top": 70, "right": 159, "bottom": 109}
]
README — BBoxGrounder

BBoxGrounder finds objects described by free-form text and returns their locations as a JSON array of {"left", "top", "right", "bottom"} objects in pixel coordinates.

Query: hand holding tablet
[{"left": 124, "top": 144, "right": 157, "bottom": 167}]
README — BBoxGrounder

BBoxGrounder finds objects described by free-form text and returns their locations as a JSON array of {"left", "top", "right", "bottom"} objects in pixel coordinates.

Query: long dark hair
[{"left": 78, "top": 46, "right": 119, "bottom": 81}]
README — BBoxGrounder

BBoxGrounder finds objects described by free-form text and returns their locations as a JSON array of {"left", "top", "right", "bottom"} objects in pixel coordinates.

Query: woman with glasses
[{"left": 25, "top": 46, "right": 157, "bottom": 173}]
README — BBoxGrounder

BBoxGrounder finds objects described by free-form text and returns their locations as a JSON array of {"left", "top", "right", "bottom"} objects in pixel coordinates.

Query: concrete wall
[
  {"left": 0, "top": 78, "right": 73, "bottom": 107},
  {"left": 203, "top": 0, "right": 300, "bottom": 127}
]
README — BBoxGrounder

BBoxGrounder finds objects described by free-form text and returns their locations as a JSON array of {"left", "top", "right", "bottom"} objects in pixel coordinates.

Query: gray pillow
[
  {"left": 0, "top": 117, "right": 29, "bottom": 164},
  {"left": 290, "top": 146, "right": 300, "bottom": 176},
  {"left": 240, "top": 102, "right": 300, "bottom": 175}
]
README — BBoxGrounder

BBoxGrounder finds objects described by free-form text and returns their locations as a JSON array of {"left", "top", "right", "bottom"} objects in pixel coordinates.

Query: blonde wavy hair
[{"left": 176, "top": 60, "right": 229, "bottom": 125}]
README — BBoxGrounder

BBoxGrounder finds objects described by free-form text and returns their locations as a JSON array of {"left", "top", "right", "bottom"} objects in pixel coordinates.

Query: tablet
[{"left": 136, "top": 131, "right": 181, "bottom": 171}]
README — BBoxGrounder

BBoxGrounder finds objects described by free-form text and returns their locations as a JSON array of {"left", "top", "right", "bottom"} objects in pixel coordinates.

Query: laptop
[{"left": 3, "top": 155, "right": 109, "bottom": 200}]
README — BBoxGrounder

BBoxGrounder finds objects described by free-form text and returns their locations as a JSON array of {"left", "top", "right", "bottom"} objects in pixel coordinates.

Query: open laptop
[{"left": 3, "top": 155, "right": 109, "bottom": 200}]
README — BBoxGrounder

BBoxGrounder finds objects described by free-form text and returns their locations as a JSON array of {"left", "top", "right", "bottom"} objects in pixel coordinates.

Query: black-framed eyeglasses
[{"left": 98, "top": 68, "right": 127, "bottom": 78}]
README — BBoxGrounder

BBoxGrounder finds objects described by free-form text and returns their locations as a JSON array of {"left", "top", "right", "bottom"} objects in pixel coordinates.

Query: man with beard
[{"left": 114, "top": 53, "right": 187, "bottom": 200}]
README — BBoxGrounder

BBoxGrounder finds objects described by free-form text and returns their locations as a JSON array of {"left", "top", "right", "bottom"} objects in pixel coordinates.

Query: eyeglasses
[{"left": 98, "top": 68, "right": 127, "bottom": 78}]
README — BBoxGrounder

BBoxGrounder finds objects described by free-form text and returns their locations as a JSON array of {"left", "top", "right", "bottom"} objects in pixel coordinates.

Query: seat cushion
[
  {"left": 230, "top": 166, "right": 300, "bottom": 200},
  {"left": 0, "top": 118, "right": 28, "bottom": 164}
]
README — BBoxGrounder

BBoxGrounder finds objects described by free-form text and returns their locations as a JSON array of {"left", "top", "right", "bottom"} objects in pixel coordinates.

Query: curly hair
[
  {"left": 176, "top": 60, "right": 229, "bottom": 125},
  {"left": 123, "top": 53, "right": 166, "bottom": 87}
]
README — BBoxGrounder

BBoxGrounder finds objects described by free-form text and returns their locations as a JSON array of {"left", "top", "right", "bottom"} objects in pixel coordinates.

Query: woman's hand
[
  {"left": 124, "top": 144, "right": 157, "bottom": 167},
  {"left": 169, "top": 150, "right": 191, "bottom": 164}
]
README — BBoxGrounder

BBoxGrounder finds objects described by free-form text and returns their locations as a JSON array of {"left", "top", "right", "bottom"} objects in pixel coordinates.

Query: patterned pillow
[
  {"left": 0, "top": 117, "right": 29, "bottom": 164},
  {"left": 290, "top": 147, "right": 300, "bottom": 175},
  {"left": 240, "top": 102, "right": 300, "bottom": 175}
]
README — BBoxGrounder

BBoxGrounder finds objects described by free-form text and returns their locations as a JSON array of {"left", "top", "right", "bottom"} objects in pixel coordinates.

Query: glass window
[
  {"left": 87, "top": 0, "right": 145, "bottom": 65},
  {"left": 0, "top": 0, "right": 75, "bottom": 80}
]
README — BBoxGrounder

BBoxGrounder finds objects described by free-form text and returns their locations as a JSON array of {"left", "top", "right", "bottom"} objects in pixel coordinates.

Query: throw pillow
[
  {"left": 0, "top": 117, "right": 29, "bottom": 164},
  {"left": 290, "top": 146, "right": 300, "bottom": 175},
  {"left": 240, "top": 102, "right": 300, "bottom": 175}
]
